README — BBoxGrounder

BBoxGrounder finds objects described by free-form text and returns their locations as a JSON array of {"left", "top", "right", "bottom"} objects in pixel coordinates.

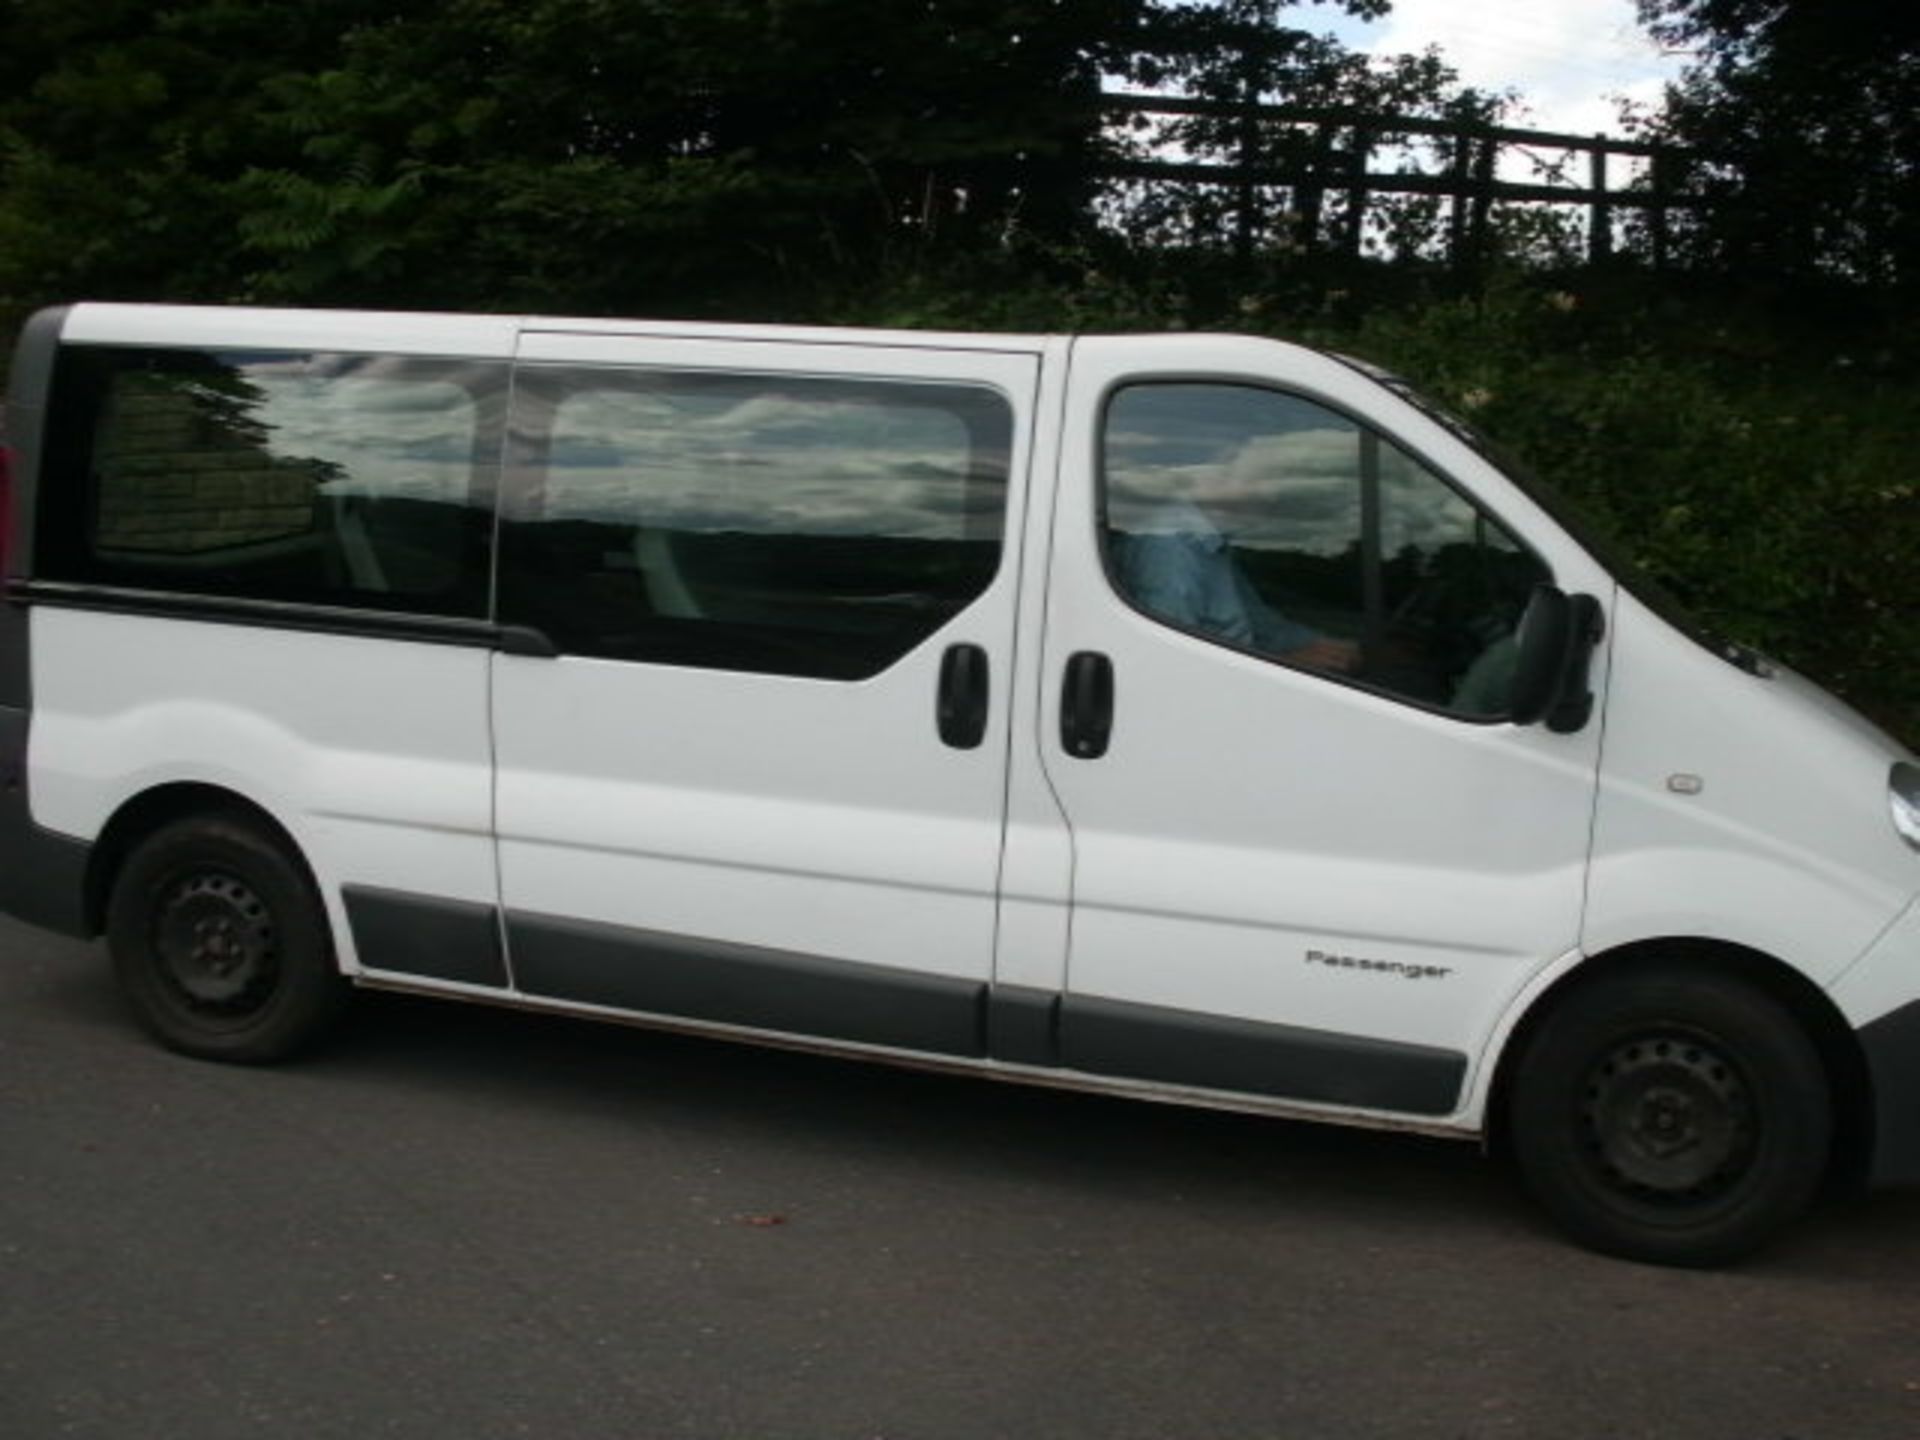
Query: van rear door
[{"left": 490, "top": 330, "right": 1040, "bottom": 1055}]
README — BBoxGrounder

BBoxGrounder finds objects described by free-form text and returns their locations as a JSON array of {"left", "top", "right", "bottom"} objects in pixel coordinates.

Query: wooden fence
[{"left": 1099, "top": 91, "right": 1711, "bottom": 268}]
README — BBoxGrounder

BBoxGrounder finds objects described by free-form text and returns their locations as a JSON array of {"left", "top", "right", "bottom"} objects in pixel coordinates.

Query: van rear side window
[
  {"left": 500, "top": 368, "right": 1013, "bottom": 680},
  {"left": 41, "top": 347, "right": 504, "bottom": 617}
]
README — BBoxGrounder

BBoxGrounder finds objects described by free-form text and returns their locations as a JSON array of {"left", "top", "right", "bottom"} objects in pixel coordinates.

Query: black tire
[
  {"left": 106, "top": 813, "right": 349, "bottom": 1063},
  {"left": 1507, "top": 965, "right": 1830, "bottom": 1267}
]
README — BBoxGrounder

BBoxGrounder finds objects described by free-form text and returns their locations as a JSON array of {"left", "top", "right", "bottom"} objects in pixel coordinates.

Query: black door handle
[
  {"left": 937, "top": 643, "right": 990, "bottom": 749},
  {"left": 1060, "top": 651, "right": 1114, "bottom": 759}
]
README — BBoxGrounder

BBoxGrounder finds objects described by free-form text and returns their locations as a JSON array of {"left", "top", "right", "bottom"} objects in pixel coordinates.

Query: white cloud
[
  {"left": 257, "top": 373, "right": 477, "bottom": 502},
  {"left": 540, "top": 384, "right": 990, "bottom": 539},
  {"left": 1359, "top": 0, "right": 1682, "bottom": 137},
  {"left": 1106, "top": 420, "right": 1484, "bottom": 557}
]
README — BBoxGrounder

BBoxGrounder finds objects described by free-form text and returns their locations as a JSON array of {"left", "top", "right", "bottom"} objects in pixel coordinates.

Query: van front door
[
  {"left": 1037, "top": 336, "right": 1608, "bottom": 1119},
  {"left": 490, "top": 331, "right": 1038, "bottom": 1056}
]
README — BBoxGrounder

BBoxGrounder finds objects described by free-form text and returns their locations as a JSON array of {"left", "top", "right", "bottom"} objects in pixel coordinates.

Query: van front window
[
  {"left": 1332, "top": 352, "right": 1771, "bottom": 676},
  {"left": 1102, "top": 382, "right": 1552, "bottom": 718}
]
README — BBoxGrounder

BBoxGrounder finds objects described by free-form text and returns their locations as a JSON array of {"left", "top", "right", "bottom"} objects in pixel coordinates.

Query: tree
[
  {"left": 0, "top": 0, "right": 1436, "bottom": 319},
  {"left": 0, "top": 0, "right": 395, "bottom": 305},
  {"left": 0, "top": 0, "right": 1160, "bottom": 315},
  {"left": 1636, "top": 0, "right": 1920, "bottom": 286},
  {"left": 1102, "top": 0, "right": 1498, "bottom": 263}
]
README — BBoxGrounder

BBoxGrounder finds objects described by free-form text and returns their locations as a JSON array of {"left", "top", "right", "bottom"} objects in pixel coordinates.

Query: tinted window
[
  {"left": 42, "top": 347, "right": 503, "bottom": 616},
  {"left": 501, "top": 367, "right": 1012, "bottom": 679},
  {"left": 1103, "top": 383, "right": 1550, "bottom": 717}
]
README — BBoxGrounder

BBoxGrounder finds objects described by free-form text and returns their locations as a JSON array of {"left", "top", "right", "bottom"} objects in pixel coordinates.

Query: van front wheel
[
  {"left": 107, "top": 814, "right": 349, "bottom": 1063},
  {"left": 1507, "top": 966, "right": 1830, "bottom": 1266}
]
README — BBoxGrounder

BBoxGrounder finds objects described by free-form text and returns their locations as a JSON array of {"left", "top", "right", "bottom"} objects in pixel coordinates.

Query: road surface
[{"left": 4, "top": 915, "right": 1918, "bottom": 1438}]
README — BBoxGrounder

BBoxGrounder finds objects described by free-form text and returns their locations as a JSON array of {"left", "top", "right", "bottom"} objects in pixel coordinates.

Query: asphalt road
[{"left": 5, "top": 914, "right": 1920, "bottom": 1440}]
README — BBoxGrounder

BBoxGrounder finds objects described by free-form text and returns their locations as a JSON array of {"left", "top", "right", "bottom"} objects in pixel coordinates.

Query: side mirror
[{"left": 1509, "top": 584, "right": 1604, "bottom": 732}]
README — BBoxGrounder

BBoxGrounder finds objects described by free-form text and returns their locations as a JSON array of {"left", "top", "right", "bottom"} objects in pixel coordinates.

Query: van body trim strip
[
  {"left": 508, "top": 909, "right": 991, "bottom": 1060},
  {"left": 1061, "top": 993, "right": 1467, "bottom": 1116},
  {"left": 345, "top": 884, "right": 508, "bottom": 989}
]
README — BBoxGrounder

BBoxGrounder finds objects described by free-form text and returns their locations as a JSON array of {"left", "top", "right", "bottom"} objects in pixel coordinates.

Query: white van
[{"left": 3, "top": 302, "right": 1916, "bottom": 1264}]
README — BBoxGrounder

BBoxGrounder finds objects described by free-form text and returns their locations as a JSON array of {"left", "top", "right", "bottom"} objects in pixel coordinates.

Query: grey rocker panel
[{"left": 343, "top": 888, "right": 1468, "bottom": 1117}]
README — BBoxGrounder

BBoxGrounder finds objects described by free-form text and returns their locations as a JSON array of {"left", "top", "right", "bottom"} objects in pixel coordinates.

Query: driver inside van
[{"left": 1114, "top": 497, "right": 1359, "bottom": 674}]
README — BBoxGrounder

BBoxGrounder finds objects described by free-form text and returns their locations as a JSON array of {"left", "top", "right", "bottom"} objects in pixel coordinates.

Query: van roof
[{"left": 58, "top": 302, "right": 1053, "bottom": 359}]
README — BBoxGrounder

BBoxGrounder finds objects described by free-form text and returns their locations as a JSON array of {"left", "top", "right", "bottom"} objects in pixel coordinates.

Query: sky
[{"left": 1319, "top": 0, "right": 1688, "bottom": 138}]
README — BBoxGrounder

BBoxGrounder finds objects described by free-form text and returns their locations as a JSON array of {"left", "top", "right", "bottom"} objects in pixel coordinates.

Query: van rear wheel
[
  {"left": 107, "top": 814, "right": 348, "bottom": 1062},
  {"left": 1507, "top": 965, "right": 1830, "bottom": 1266}
]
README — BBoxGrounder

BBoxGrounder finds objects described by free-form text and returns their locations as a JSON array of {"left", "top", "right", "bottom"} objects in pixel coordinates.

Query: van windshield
[{"left": 1331, "top": 352, "right": 1771, "bottom": 677}]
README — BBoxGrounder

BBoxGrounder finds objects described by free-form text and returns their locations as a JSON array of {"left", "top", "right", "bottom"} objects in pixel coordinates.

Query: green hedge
[{"left": 1309, "top": 279, "right": 1919, "bottom": 750}]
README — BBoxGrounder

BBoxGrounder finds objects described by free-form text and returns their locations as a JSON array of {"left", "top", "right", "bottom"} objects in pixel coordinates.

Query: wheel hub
[
  {"left": 155, "top": 873, "right": 277, "bottom": 1010},
  {"left": 1582, "top": 1035, "right": 1752, "bottom": 1199}
]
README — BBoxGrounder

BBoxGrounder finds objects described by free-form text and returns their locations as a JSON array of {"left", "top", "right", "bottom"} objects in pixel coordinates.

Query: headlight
[{"left": 1893, "top": 763, "right": 1920, "bottom": 852}]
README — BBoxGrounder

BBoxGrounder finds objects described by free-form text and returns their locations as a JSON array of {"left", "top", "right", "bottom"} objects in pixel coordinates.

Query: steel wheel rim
[
  {"left": 152, "top": 871, "right": 279, "bottom": 1016},
  {"left": 1579, "top": 1030, "right": 1756, "bottom": 1204}
]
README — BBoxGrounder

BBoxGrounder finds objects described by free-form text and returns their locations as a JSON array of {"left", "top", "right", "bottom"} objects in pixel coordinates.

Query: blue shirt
[{"left": 1115, "top": 517, "right": 1323, "bottom": 655}]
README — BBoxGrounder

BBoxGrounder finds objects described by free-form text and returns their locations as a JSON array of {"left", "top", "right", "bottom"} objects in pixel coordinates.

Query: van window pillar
[{"left": 1358, "top": 428, "right": 1386, "bottom": 652}]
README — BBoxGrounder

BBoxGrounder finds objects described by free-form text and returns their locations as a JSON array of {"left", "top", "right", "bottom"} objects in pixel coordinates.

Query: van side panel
[
  {"left": 27, "top": 608, "right": 498, "bottom": 971},
  {"left": 6, "top": 315, "right": 515, "bottom": 960},
  {"left": 1583, "top": 593, "right": 1915, "bottom": 982}
]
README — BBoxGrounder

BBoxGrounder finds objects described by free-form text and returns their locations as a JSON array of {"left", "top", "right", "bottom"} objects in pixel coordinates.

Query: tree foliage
[
  {"left": 1103, "top": 0, "right": 1488, "bottom": 258},
  {"left": 1321, "top": 276, "right": 1919, "bottom": 742},
  {"left": 0, "top": 0, "right": 1130, "bottom": 310},
  {"left": 0, "top": 0, "right": 377, "bottom": 303},
  {"left": 1636, "top": 0, "right": 1920, "bottom": 286},
  {"left": 0, "top": 0, "right": 1424, "bottom": 315}
]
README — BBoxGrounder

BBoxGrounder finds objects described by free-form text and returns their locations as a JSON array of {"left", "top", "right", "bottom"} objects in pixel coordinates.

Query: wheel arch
[
  {"left": 84, "top": 782, "right": 313, "bottom": 936},
  {"left": 1483, "top": 938, "right": 1874, "bottom": 1191}
]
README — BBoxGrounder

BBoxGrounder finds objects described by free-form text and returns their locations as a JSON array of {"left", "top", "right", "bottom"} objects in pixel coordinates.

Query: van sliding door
[{"left": 489, "top": 331, "right": 1039, "bottom": 1056}]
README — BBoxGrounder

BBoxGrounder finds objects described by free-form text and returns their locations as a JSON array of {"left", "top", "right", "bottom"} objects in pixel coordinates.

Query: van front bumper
[
  {"left": 0, "top": 705, "right": 92, "bottom": 938},
  {"left": 1859, "top": 999, "right": 1920, "bottom": 1186},
  {"left": 1837, "top": 894, "right": 1920, "bottom": 1186}
]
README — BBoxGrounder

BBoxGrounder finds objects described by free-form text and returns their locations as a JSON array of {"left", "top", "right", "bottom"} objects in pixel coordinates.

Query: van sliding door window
[
  {"left": 501, "top": 368, "right": 1012, "bottom": 680},
  {"left": 1102, "top": 382, "right": 1550, "bottom": 718},
  {"left": 41, "top": 347, "right": 504, "bottom": 617}
]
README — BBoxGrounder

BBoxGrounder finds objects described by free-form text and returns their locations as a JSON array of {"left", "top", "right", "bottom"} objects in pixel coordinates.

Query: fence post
[
  {"left": 1091, "top": 93, "right": 1705, "bottom": 276},
  {"left": 1469, "top": 132, "right": 1497, "bottom": 265},
  {"left": 1342, "top": 126, "right": 1373, "bottom": 258},
  {"left": 1233, "top": 64, "right": 1260, "bottom": 266},
  {"left": 1295, "top": 121, "right": 1334, "bottom": 251},
  {"left": 1588, "top": 137, "right": 1613, "bottom": 264},
  {"left": 1448, "top": 131, "right": 1472, "bottom": 263},
  {"left": 1649, "top": 146, "right": 1670, "bottom": 270}
]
